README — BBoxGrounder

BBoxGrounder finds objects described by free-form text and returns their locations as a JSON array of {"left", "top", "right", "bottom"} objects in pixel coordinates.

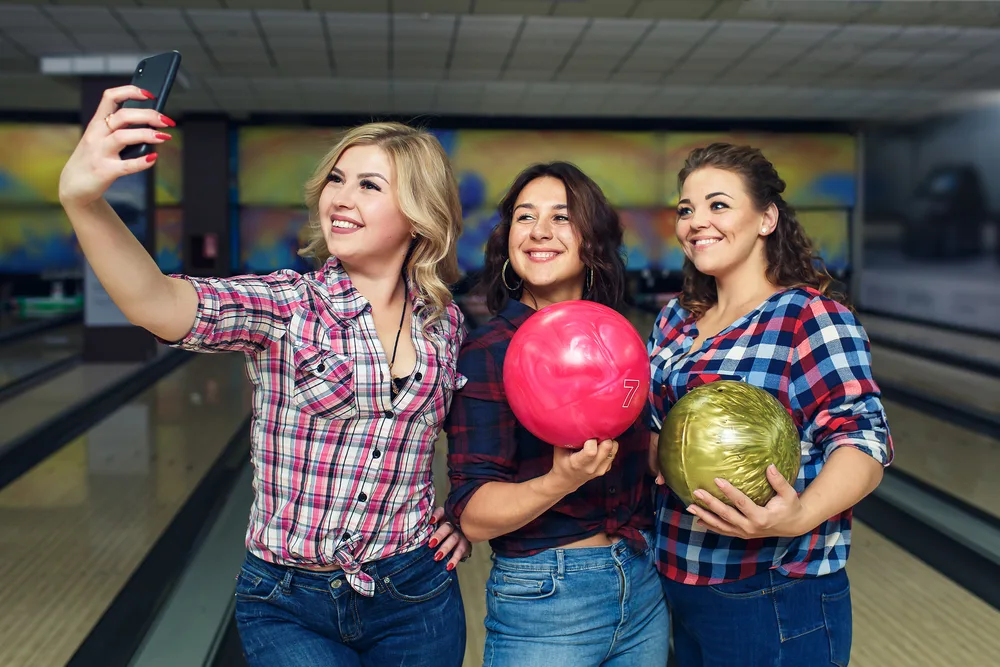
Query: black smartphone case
[{"left": 119, "top": 50, "right": 182, "bottom": 161}]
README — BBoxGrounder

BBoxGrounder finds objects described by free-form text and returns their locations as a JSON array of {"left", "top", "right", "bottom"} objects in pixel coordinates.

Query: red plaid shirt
[
  {"left": 164, "top": 257, "right": 466, "bottom": 596},
  {"left": 444, "top": 299, "right": 655, "bottom": 557}
]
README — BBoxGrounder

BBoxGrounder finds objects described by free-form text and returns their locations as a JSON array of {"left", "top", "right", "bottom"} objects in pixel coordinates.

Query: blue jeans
[
  {"left": 234, "top": 545, "right": 466, "bottom": 667},
  {"left": 483, "top": 533, "right": 670, "bottom": 666},
  {"left": 661, "top": 568, "right": 852, "bottom": 667}
]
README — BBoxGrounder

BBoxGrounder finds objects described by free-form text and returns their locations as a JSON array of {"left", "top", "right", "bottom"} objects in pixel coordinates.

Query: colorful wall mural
[{"left": 1, "top": 123, "right": 855, "bottom": 277}]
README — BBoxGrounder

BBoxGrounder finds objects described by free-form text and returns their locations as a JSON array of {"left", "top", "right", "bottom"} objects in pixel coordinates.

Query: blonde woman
[{"left": 59, "top": 84, "right": 471, "bottom": 667}]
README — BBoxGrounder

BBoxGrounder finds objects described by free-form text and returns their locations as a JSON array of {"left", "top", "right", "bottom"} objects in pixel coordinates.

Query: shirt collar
[
  {"left": 318, "top": 256, "right": 426, "bottom": 322},
  {"left": 498, "top": 298, "right": 535, "bottom": 329}
]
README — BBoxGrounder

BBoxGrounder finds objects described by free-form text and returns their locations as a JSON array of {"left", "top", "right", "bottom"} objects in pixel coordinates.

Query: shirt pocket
[{"left": 291, "top": 343, "right": 358, "bottom": 421}]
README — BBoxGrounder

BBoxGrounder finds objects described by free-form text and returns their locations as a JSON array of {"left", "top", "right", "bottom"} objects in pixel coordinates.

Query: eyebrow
[
  {"left": 331, "top": 168, "right": 390, "bottom": 184},
  {"left": 514, "top": 203, "right": 568, "bottom": 211},
  {"left": 677, "top": 192, "right": 732, "bottom": 205}
]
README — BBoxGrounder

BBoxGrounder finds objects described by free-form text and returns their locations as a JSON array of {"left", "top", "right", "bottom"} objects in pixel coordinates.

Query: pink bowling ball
[{"left": 503, "top": 300, "right": 650, "bottom": 449}]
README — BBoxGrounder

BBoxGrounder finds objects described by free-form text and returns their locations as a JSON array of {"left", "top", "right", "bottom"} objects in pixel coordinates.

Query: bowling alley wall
[
  {"left": 0, "top": 122, "right": 854, "bottom": 284},
  {"left": 861, "top": 104, "right": 1000, "bottom": 336}
]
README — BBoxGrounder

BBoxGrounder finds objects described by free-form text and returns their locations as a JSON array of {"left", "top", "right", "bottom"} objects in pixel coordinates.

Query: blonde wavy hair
[{"left": 299, "top": 122, "right": 463, "bottom": 324}]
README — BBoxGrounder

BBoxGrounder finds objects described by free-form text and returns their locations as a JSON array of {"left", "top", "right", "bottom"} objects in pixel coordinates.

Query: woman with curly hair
[
  {"left": 647, "top": 143, "right": 893, "bottom": 666},
  {"left": 445, "top": 162, "right": 669, "bottom": 666}
]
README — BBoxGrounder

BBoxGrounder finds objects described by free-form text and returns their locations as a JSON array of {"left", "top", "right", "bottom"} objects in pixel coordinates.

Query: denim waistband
[
  {"left": 492, "top": 530, "right": 652, "bottom": 575},
  {"left": 244, "top": 542, "right": 431, "bottom": 584}
]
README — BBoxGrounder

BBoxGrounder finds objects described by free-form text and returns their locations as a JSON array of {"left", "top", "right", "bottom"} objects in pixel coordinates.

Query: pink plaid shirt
[{"left": 164, "top": 257, "right": 467, "bottom": 595}]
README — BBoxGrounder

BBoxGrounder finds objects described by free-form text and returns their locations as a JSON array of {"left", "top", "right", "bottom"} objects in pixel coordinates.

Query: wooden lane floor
[
  {"left": 849, "top": 520, "right": 1000, "bottom": 666},
  {"left": 859, "top": 312, "right": 1000, "bottom": 373},
  {"left": 872, "top": 345, "right": 1000, "bottom": 419},
  {"left": 0, "top": 362, "right": 139, "bottom": 448},
  {"left": 880, "top": 399, "right": 1000, "bottom": 519},
  {"left": 0, "top": 353, "right": 251, "bottom": 667},
  {"left": 0, "top": 322, "right": 81, "bottom": 391}
]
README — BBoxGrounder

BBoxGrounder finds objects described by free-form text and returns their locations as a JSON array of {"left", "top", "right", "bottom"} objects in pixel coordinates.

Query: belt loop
[
  {"left": 280, "top": 568, "right": 294, "bottom": 593},
  {"left": 556, "top": 549, "right": 565, "bottom": 579}
]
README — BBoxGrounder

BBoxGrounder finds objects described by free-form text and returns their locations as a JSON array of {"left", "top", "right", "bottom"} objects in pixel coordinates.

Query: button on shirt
[{"left": 161, "top": 257, "right": 467, "bottom": 595}]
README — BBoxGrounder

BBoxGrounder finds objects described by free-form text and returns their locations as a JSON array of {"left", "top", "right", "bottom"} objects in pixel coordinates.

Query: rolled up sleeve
[
  {"left": 161, "top": 272, "right": 301, "bottom": 354},
  {"left": 789, "top": 299, "right": 893, "bottom": 466}
]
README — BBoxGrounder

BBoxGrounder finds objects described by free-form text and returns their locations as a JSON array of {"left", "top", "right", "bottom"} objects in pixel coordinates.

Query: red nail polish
[
  {"left": 430, "top": 516, "right": 437, "bottom": 525},
  {"left": 446, "top": 563, "right": 455, "bottom": 571},
  {"left": 145, "top": 153, "right": 158, "bottom": 162},
  {"left": 160, "top": 115, "right": 176, "bottom": 127},
  {"left": 429, "top": 539, "right": 438, "bottom": 548},
  {"left": 141, "top": 89, "right": 156, "bottom": 99},
  {"left": 434, "top": 552, "right": 443, "bottom": 561},
  {"left": 155, "top": 132, "right": 172, "bottom": 140}
]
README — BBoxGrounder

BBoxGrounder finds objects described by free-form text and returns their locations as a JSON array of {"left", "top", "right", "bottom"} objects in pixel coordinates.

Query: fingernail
[
  {"left": 693, "top": 490, "right": 705, "bottom": 499},
  {"left": 430, "top": 516, "right": 437, "bottom": 525},
  {"left": 446, "top": 563, "right": 455, "bottom": 571},
  {"left": 155, "top": 132, "right": 172, "bottom": 140},
  {"left": 434, "top": 552, "right": 444, "bottom": 562},
  {"left": 714, "top": 478, "right": 725, "bottom": 488},
  {"left": 145, "top": 153, "right": 158, "bottom": 162},
  {"left": 141, "top": 89, "right": 156, "bottom": 99},
  {"left": 160, "top": 115, "right": 176, "bottom": 127},
  {"left": 768, "top": 464, "right": 777, "bottom": 473},
  {"left": 429, "top": 539, "right": 438, "bottom": 548}
]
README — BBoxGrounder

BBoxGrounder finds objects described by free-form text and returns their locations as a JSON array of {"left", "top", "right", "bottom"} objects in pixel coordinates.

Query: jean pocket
[
  {"left": 822, "top": 584, "right": 852, "bottom": 667},
  {"left": 490, "top": 571, "right": 557, "bottom": 602},
  {"left": 707, "top": 571, "right": 773, "bottom": 599},
  {"left": 381, "top": 552, "right": 455, "bottom": 603},
  {"left": 235, "top": 566, "right": 283, "bottom": 602}
]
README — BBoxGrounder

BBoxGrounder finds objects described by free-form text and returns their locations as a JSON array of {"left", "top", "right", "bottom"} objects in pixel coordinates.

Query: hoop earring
[
  {"left": 585, "top": 267, "right": 594, "bottom": 293},
  {"left": 502, "top": 259, "right": 522, "bottom": 292}
]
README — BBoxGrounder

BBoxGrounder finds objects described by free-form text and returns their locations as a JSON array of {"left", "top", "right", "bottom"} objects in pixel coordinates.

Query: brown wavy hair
[
  {"left": 677, "top": 143, "right": 848, "bottom": 319},
  {"left": 480, "top": 162, "right": 627, "bottom": 315}
]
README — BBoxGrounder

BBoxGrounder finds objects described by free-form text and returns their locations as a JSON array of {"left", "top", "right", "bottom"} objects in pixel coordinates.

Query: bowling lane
[
  {"left": 0, "top": 352, "right": 251, "bottom": 667},
  {"left": 0, "top": 361, "right": 139, "bottom": 451},
  {"left": 860, "top": 312, "right": 1000, "bottom": 375},
  {"left": 0, "top": 323, "right": 81, "bottom": 396},
  {"left": 848, "top": 520, "right": 1000, "bottom": 666},
  {"left": 871, "top": 345, "right": 1000, "bottom": 419},
  {"left": 880, "top": 398, "right": 999, "bottom": 520}
]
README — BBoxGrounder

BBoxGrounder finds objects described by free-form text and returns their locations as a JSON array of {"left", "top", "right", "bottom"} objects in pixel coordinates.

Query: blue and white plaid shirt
[{"left": 647, "top": 288, "right": 893, "bottom": 585}]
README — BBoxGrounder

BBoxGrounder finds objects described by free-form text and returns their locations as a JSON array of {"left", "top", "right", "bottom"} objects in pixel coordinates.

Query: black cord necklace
[
  {"left": 387, "top": 275, "right": 409, "bottom": 399},
  {"left": 387, "top": 295, "right": 406, "bottom": 378}
]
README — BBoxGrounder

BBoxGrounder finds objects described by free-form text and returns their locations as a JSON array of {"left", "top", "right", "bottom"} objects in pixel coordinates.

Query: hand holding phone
[
  {"left": 118, "top": 50, "right": 182, "bottom": 160},
  {"left": 58, "top": 51, "right": 182, "bottom": 208}
]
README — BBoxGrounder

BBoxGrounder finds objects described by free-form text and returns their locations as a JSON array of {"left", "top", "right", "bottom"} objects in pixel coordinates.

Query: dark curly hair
[
  {"left": 480, "top": 162, "right": 627, "bottom": 315},
  {"left": 677, "top": 143, "right": 848, "bottom": 319}
]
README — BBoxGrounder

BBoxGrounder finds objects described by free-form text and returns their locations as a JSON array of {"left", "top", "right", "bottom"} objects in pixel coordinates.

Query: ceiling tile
[
  {"left": 0, "top": 5, "right": 53, "bottom": 30},
  {"left": 46, "top": 7, "right": 122, "bottom": 31},
  {"left": 187, "top": 9, "right": 257, "bottom": 33},
  {"left": 75, "top": 32, "right": 142, "bottom": 52},
  {"left": 116, "top": 9, "right": 190, "bottom": 32}
]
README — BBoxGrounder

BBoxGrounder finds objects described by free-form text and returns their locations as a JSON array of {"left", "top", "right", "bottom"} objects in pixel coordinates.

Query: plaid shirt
[
  {"left": 648, "top": 288, "right": 893, "bottom": 585},
  {"left": 164, "top": 257, "right": 466, "bottom": 596},
  {"left": 444, "top": 299, "right": 654, "bottom": 558}
]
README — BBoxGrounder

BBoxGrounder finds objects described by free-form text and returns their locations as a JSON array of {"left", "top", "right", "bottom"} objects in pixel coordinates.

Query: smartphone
[{"left": 119, "top": 50, "right": 182, "bottom": 160}]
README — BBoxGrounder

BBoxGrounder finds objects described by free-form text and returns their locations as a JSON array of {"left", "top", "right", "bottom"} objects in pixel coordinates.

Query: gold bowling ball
[{"left": 657, "top": 380, "right": 800, "bottom": 509}]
